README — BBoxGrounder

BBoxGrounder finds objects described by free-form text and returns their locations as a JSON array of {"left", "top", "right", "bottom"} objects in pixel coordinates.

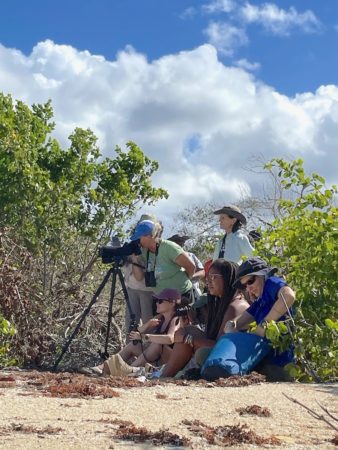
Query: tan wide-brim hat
[{"left": 213, "top": 205, "right": 247, "bottom": 225}]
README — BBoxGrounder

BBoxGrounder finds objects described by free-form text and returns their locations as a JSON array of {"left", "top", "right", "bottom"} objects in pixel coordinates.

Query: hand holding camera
[{"left": 129, "top": 330, "right": 142, "bottom": 341}]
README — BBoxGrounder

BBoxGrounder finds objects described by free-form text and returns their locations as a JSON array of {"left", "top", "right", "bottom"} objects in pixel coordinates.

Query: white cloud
[
  {"left": 203, "top": 22, "right": 248, "bottom": 55},
  {"left": 0, "top": 40, "right": 337, "bottom": 228},
  {"left": 202, "top": 0, "right": 236, "bottom": 14},
  {"left": 239, "top": 2, "right": 322, "bottom": 36},
  {"left": 179, "top": 7, "right": 197, "bottom": 20},
  {"left": 199, "top": 2, "right": 321, "bottom": 57},
  {"left": 235, "top": 58, "right": 260, "bottom": 72}
]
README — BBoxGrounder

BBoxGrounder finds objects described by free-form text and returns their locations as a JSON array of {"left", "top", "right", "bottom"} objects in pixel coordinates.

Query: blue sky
[
  {"left": 0, "top": 0, "right": 337, "bottom": 229},
  {"left": 1, "top": 0, "right": 338, "bottom": 95}
]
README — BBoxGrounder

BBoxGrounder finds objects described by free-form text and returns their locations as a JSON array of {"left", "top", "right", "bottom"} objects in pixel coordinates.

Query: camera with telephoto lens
[
  {"left": 175, "top": 306, "right": 191, "bottom": 317},
  {"left": 98, "top": 236, "right": 141, "bottom": 265},
  {"left": 129, "top": 317, "right": 141, "bottom": 344}
]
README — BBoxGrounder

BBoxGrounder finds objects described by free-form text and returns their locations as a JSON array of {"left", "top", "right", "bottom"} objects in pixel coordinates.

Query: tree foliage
[
  {"left": 256, "top": 158, "right": 337, "bottom": 381},
  {"left": 0, "top": 93, "right": 168, "bottom": 367},
  {"left": 0, "top": 313, "right": 16, "bottom": 366},
  {"left": 172, "top": 158, "right": 337, "bottom": 381},
  {"left": 0, "top": 93, "right": 167, "bottom": 253}
]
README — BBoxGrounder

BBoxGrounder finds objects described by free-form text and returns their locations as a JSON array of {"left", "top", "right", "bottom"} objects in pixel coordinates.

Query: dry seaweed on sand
[
  {"left": 156, "top": 393, "right": 168, "bottom": 399},
  {"left": 159, "top": 371, "right": 266, "bottom": 387},
  {"left": 237, "top": 404, "right": 272, "bottom": 417},
  {"left": 182, "top": 419, "right": 281, "bottom": 446},
  {"left": 112, "top": 420, "right": 191, "bottom": 447},
  {"left": 0, "top": 369, "right": 266, "bottom": 392},
  {"left": 0, "top": 423, "right": 64, "bottom": 436},
  {"left": 0, "top": 374, "right": 16, "bottom": 389},
  {"left": 47, "top": 380, "right": 121, "bottom": 398}
]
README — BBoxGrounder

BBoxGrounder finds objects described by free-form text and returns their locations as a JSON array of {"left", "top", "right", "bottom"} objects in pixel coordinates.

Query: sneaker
[
  {"left": 127, "top": 367, "right": 146, "bottom": 378},
  {"left": 147, "top": 365, "right": 165, "bottom": 379}
]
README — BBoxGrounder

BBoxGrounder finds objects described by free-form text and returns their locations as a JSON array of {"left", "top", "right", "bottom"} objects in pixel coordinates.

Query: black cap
[{"left": 233, "top": 257, "right": 277, "bottom": 288}]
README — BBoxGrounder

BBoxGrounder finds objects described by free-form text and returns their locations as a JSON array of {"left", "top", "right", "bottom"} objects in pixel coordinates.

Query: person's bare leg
[
  {"left": 161, "top": 326, "right": 206, "bottom": 377},
  {"left": 131, "top": 343, "right": 163, "bottom": 367},
  {"left": 161, "top": 343, "right": 194, "bottom": 377},
  {"left": 119, "top": 341, "right": 142, "bottom": 363},
  {"left": 160, "top": 345, "right": 173, "bottom": 364}
]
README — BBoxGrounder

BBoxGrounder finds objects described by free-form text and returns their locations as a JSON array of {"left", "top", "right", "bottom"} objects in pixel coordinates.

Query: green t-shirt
[{"left": 144, "top": 240, "right": 192, "bottom": 294}]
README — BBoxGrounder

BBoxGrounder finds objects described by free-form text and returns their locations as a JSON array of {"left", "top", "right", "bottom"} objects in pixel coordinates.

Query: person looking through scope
[
  {"left": 122, "top": 214, "right": 163, "bottom": 337},
  {"left": 129, "top": 220, "right": 196, "bottom": 303}
]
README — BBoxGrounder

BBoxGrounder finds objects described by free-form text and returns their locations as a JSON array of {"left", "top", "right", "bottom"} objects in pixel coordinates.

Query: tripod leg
[
  {"left": 103, "top": 270, "right": 117, "bottom": 358},
  {"left": 117, "top": 268, "right": 137, "bottom": 331},
  {"left": 117, "top": 269, "right": 139, "bottom": 348},
  {"left": 53, "top": 268, "right": 113, "bottom": 371},
  {"left": 103, "top": 265, "right": 139, "bottom": 357}
]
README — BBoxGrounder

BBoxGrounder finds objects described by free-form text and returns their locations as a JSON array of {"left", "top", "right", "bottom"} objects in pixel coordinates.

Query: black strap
[
  {"left": 218, "top": 234, "right": 226, "bottom": 258},
  {"left": 146, "top": 241, "right": 160, "bottom": 272}
]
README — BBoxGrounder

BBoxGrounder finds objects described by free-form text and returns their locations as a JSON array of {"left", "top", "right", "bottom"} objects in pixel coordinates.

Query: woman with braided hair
[{"left": 160, "top": 259, "right": 249, "bottom": 378}]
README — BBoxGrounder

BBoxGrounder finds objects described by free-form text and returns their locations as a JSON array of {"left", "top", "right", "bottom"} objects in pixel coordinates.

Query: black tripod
[{"left": 53, "top": 261, "right": 136, "bottom": 370}]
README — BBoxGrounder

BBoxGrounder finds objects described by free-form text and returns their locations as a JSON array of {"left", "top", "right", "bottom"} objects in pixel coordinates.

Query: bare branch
[{"left": 283, "top": 394, "right": 338, "bottom": 432}]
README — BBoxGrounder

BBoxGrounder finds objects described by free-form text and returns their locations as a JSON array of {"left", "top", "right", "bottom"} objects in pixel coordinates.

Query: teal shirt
[{"left": 144, "top": 240, "right": 192, "bottom": 294}]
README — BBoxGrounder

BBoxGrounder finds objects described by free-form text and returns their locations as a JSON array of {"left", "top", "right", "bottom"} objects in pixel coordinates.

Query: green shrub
[
  {"left": 0, "top": 314, "right": 16, "bottom": 366},
  {"left": 257, "top": 158, "right": 338, "bottom": 381}
]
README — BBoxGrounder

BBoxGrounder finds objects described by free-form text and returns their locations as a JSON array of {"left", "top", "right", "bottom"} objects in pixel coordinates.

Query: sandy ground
[{"left": 0, "top": 369, "right": 337, "bottom": 449}]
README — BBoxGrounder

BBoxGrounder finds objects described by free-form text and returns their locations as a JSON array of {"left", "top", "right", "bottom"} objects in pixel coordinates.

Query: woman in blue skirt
[{"left": 201, "top": 257, "right": 296, "bottom": 381}]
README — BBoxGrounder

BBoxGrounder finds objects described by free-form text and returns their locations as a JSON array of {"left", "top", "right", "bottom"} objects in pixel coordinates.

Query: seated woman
[
  {"left": 102, "top": 288, "right": 183, "bottom": 377},
  {"left": 201, "top": 257, "right": 296, "bottom": 381},
  {"left": 160, "top": 259, "right": 250, "bottom": 378}
]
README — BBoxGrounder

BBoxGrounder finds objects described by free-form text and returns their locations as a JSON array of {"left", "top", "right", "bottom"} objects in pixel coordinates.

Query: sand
[{"left": 0, "top": 369, "right": 337, "bottom": 449}]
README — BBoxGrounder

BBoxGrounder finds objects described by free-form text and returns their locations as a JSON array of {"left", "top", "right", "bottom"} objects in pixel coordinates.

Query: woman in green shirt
[{"left": 129, "top": 220, "right": 195, "bottom": 298}]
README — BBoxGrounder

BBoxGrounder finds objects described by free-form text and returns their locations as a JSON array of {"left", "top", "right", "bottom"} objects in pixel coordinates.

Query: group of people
[{"left": 85, "top": 205, "right": 296, "bottom": 381}]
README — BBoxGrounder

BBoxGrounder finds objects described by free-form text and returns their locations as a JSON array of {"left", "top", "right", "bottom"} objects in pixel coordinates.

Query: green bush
[
  {"left": 0, "top": 93, "right": 167, "bottom": 368},
  {"left": 0, "top": 314, "right": 16, "bottom": 366},
  {"left": 257, "top": 158, "right": 338, "bottom": 381}
]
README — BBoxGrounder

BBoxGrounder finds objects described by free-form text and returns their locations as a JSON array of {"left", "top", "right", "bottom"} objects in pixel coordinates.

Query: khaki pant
[{"left": 125, "top": 287, "right": 154, "bottom": 332}]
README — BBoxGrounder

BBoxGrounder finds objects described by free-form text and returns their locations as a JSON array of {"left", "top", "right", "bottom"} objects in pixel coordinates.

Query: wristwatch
[
  {"left": 228, "top": 320, "right": 237, "bottom": 329},
  {"left": 260, "top": 320, "right": 268, "bottom": 330},
  {"left": 143, "top": 334, "right": 150, "bottom": 342}
]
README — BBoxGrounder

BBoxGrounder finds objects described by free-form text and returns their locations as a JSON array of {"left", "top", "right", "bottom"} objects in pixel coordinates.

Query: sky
[{"left": 1, "top": 0, "right": 337, "bottom": 233}]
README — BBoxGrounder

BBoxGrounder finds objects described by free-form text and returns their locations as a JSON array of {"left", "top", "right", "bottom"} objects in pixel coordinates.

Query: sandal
[{"left": 78, "top": 366, "right": 103, "bottom": 376}]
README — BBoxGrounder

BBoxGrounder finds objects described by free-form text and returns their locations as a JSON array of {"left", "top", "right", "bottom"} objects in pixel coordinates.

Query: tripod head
[{"left": 99, "top": 237, "right": 141, "bottom": 265}]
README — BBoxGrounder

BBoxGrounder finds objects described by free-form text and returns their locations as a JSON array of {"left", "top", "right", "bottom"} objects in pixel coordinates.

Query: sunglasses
[
  {"left": 207, "top": 273, "right": 223, "bottom": 282},
  {"left": 155, "top": 299, "right": 172, "bottom": 304},
  {"left": 239, "top": 276, "right": 257, "bottom": 289}
]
